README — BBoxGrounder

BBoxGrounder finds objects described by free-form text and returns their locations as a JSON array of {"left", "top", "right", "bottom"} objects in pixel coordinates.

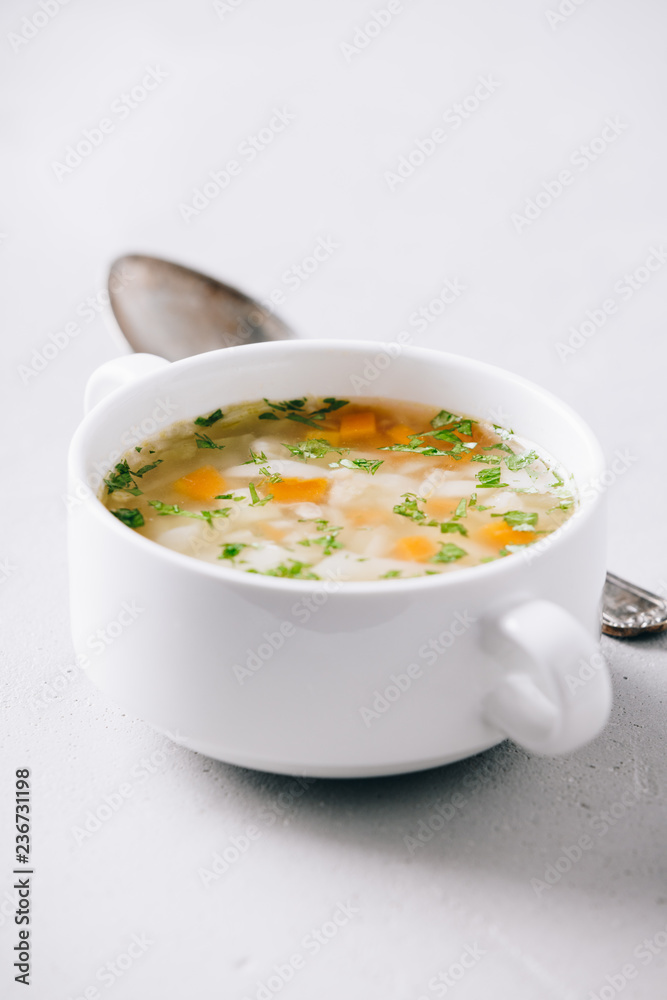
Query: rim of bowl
[{"left": 69, "top": 340, "right": 606, "bottom": 596}]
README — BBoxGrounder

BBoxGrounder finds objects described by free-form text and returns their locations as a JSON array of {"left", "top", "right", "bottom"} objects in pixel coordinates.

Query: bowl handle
[
  {"left": 84, "top": 353, "right": 170, "bottom": 414},
  {"left": 481, "top": 599, "right": 611, "bottom": 755}
]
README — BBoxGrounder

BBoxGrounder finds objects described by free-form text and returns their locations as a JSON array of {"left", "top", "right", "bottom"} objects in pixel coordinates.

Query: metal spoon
[
  {"left": 107, "top": 254, "right": 667, "bottom": 639},
  {"left": 108, "top": 254, "right": 292, "bottom": 361},
  {"left": 601, "top": 574, "right": 667, "bottom": 638}
]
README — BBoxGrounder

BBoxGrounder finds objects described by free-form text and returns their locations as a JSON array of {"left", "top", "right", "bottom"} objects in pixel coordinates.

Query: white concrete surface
[{"left": 1, "top": 1, "right": 666, "bottom": 997}]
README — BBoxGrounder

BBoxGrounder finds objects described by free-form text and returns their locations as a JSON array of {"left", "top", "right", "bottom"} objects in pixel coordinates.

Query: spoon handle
[{"left": 602, "top": 572, "right": 667, "bottom": 637}]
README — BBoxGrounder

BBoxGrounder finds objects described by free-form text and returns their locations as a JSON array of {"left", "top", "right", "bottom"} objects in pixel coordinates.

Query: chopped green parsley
[
  {"left": 330, "top": 458, "right": 383, "bottom": 475},
  {"left": 259, "top": 397, "right": 349, "bottom": 428},
  {"left": 134, "top": 460, "right": 163, "bottom": 476},
  {"left": 298, "top": 522, "right": 343, "bottom": 555},
  {"left": 439, "top": 521, "right": 468, "bottom": 536},
  {"left": 104, "top": 460, "right": 142, "bottom": 496},
  {"left": 195, "top": 432, "right": 225, "bottom": 450},
  {"left": 259, "top": 468, "right": 283, "bottom": 483},
  {"left": 148, "top": 500, "right": 231, "bottom": 526},
  {"left": 249, "top": 482, "right": 272, "bottom": 506},
  {"left": 505, "top": 450, "right": 537, "bottom": 471},
  {"left": 491, "top": 510, "right": 538, "bottom": 529},
  {"left": 284, "top": 439, "right": 345, "bottom": 461},
  {"left": 264, "top": 560, "right": 319, "bottom": 579},
  {"left": 111, "top": 507, "right": 144, "bottom": 528},
  {"left": 431, "top": 409, "right": 460, "bottom": 429},
  {"left": 431, "top": 542, "right": 467, "bottom": 563},
  {"left": 219, "top": 543, "right": 247, "bottom": 560},
  {"left": 194, "top": 408, "right": 224, "bottom": 427},
  {"left": 393, "top": 493, "right": 428, "bottom": 523},
  {"left": 104, "top": 457, "right": 162, "bottom": 496},
  {"left": 381, "top": 439, "right": 457, "bottom": 457},
  {"left": 243, "top": 449, "right": 269, "bottom": 465},
  {"left": 476, "top": 467, "right": 508, "bottom": 489}
]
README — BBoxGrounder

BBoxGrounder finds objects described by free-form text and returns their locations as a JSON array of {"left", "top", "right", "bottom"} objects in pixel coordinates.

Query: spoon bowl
[{"left": 109, "top": 254, "right": 293, "bottom": 362}]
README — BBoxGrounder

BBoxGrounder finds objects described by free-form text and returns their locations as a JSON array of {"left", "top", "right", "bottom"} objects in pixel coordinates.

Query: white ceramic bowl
[{"left": 67, "top": 340, "right": 611, "bottom": 777}]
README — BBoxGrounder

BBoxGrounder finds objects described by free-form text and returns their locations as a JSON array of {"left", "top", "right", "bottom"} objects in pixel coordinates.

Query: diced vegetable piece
[
  {"left": 424, "top": 497, "right": 457, "bottom": 519},
  {"left": 174, "top": 465, "right": 225, "bottom": 501},
  {"left": 349, "top": 507, "right": 393, "bottom": 527},
  {"left": 474, "top": 521, "right": 537, "bottom": 549},
  {"left": 392, "top": 535, "right": 440, "bottom": 562},
  {"left": 385, "top": 424, "right": 416, "bottom": 445},
  {"left": 260, "top": 523, "right": 287, "bottom": 542},
  {"left": 339, "top": 411, "right": 376, "bottom": 440},
  {"left": 305, "top": 428, "right": 341, "bottom": 446},
  {"left": 269, "top": 477, "right": 329, "bottom": 503}
]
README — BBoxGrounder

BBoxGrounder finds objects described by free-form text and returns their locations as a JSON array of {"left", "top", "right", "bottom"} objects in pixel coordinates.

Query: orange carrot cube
[
  {"left": 424, "top": 497, "right": 457, "bottom": 519},
  {"left": 269, "top": 477, "right": 329, "bottom": 504},
  {"left": 349, "top": 507, "right": 392, "bottom": 527},
  {"left": 475, "top": 521, "right": 537, "bottom": 550},
  {"left": 393, "top": 535, "right": 440, "bottom": 562},
  {"left": 173, "top": 465, "right": 225, "bottom": 501},
  {"left": 385, "top": 424, "right": 416, "bottom": 445},
  {"left": 259, "top": 523, "right": 287, "bottom": 542},
  {"left": 305, "top": 428, "right": 341, "bottom": 446},
  {"left": 339, "top": 411, "right": 376, "bottom": 440}
]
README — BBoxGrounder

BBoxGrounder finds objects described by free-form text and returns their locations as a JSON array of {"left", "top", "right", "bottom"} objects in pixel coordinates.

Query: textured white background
[{"left": 1, "top": 0, "right": 667, "bottom": 997}]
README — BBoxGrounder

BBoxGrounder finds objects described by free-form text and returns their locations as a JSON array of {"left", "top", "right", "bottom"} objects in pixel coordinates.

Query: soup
[{"left": 100, "top": 395, "right": 576, "bottom": 581}]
